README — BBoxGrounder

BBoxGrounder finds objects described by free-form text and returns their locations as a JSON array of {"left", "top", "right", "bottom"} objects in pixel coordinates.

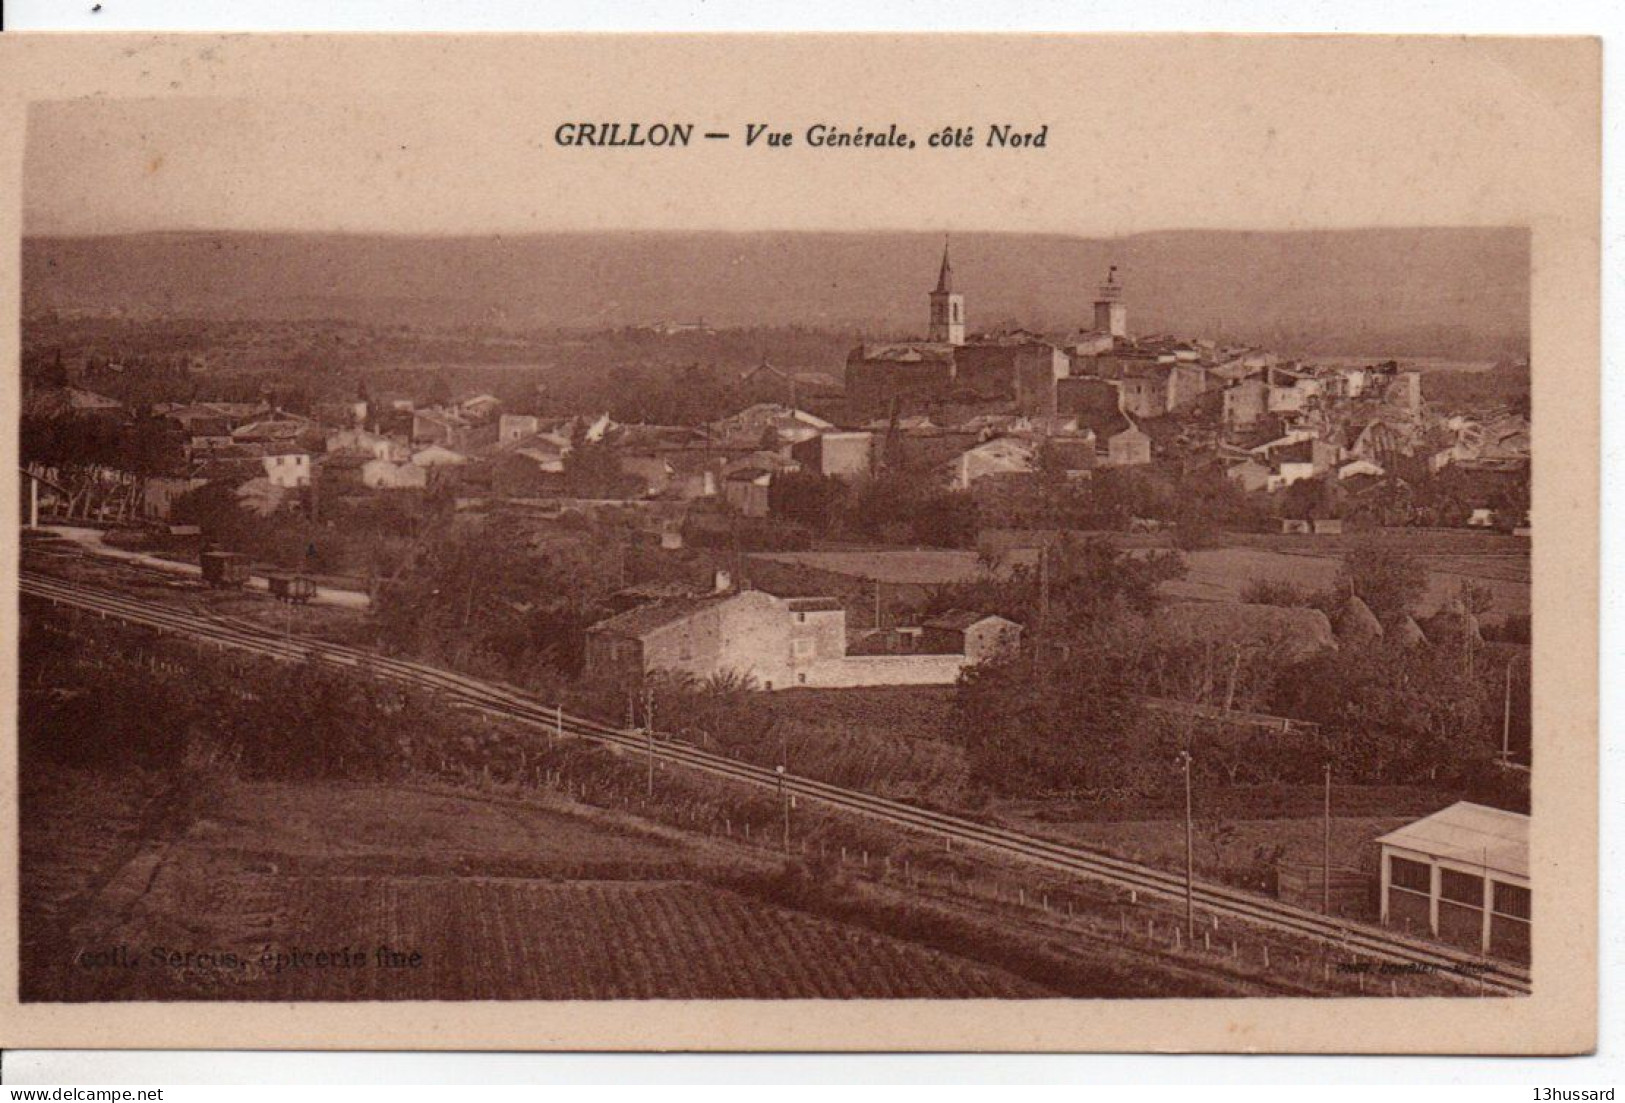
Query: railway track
[{"left": 19, "top": 569, "right": 1531, "bottom": 995}]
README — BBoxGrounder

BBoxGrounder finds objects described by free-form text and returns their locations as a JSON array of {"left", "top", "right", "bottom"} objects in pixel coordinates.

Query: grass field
[
  {"left": 1165, "top": 545, "right": 1530, "bottom": 618},
  {"left": 757, "top": 529, "right": 1530, "bottom": 620},
  {"left": 998, "top": 784, "right": 1457, "bottom": 904}
]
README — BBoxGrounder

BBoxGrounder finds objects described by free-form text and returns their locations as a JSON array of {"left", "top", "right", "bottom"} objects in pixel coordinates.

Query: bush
[{"left": 1239, "top": 577, "right": 1313, "bottom": 607}]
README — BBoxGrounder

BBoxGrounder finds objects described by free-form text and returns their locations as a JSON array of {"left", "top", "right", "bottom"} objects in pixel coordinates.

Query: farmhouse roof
[
  {"left": 1375, "top": 801, "right": 1528, "bottom": 880},
  {"left": 319, "top": 450, "right": 371, "bottom": 471},
  {"left": 587, "top": 593, "right": 737, "bottom": 640},
  {"left": 849, "top": 342, "right": 957, "bottom": 364},
  {"left": 22, "top": 386, "right": 127, "bottom": 419},
  {"left": 785, "top": 597, "right": 845, "bottom": 613}
]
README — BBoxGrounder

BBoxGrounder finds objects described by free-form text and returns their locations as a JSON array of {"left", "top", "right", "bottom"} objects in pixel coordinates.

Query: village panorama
[{"left": 18, "top": 232, "right": 1533, "bottom": 1002}]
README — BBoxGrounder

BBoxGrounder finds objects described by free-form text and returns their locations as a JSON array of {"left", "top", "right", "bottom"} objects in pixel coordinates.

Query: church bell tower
[
  {"left": 928, "top": 239, "right": 966, "bottom": 346},
  {"left": 1093, "top": 265, "right": 1128, "bottom": 338}
]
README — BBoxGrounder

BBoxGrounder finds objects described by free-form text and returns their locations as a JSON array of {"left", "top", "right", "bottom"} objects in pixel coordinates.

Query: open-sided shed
[{"left": 1376, "top": 801, "right": 1529, "bottom": 962}]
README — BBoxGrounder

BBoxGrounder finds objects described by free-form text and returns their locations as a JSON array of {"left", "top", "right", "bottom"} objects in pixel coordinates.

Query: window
[
  {"left": 796, "top": 612, "right": 806, "bottom": 623},
  {"left": 1389, "top": 856, "right": 1431, "bottom": 894},
  {"left": 1440, "top": 868, "right": 1485, "bottom": 906},
  {"left": 792, "top": 638, "right": 816, "bottom": 660},
  {"left": 1494, "top": 881, "right": 1530, "bottom": 920}
]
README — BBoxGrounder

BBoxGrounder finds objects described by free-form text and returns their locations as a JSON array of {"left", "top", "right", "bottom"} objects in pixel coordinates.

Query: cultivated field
[{"left": 24, "top": 775, "right": 1050, "bottom": 1001}]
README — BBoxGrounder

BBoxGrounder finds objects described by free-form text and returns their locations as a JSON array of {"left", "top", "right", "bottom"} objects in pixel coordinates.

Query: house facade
[{"left": 584, "top": 588, "right": 1006, "bottom": 691}]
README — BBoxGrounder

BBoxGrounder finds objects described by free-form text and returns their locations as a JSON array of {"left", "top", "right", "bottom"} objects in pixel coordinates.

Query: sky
[{"left": 18, "top": 35, "right": 1596, "bottom": 237}]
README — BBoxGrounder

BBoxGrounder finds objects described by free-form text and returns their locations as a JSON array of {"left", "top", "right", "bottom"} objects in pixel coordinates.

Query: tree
[
  {"left": 1271, "top": 636, "right": 1503, "bottom": 784},
  {"left": 562, "top": 437, "right": 639, "bottom": 499},
  {"left": 922, "top": 533, "right": 1186, "bottom": 629},
  {"left": 841, "top": 471, "right": 978, "bottom": 548},
  {"left": 954, "top": 615, "right": 1147, "bottom": 796},
  {"left": 372, "top": 515, "right": 621, "bottom": 679},
  {"left": 769, "top": 470, "right": 846, "bottom": 531}
]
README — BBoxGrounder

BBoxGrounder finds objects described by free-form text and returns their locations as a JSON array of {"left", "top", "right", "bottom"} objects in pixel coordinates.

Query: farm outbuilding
[
  {"left": 1376, "top": 802, "right": 1529, "bottom": 962},
  {"left": 920, "top": 611, "right": 1023, "bottom": 662}
]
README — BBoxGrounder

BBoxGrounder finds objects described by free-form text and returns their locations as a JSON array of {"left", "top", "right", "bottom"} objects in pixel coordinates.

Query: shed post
[
  {"left": 1428, "top": 862, "right": 1442, "bottom": 937},
  {"left": 1480, "top": 847, "right": 1494, "bottom": 957},
  {"left": 29, "top": 474, "right": 39, "bottom": 529},
  {"left": 1378, "top": 847, "right": 1392, "bottom": 925}
]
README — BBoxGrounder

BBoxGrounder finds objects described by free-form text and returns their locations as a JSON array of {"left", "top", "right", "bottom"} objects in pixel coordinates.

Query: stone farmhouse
[{"left": 584, "top": 579, "right": 1021, "bottom": 690}]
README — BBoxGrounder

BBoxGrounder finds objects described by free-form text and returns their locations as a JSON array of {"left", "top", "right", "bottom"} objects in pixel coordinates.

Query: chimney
[{"left": 713, "top": 569, "right": 733, "bottom": 593}]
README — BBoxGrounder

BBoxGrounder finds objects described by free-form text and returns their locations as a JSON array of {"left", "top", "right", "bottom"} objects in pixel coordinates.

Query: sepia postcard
[{"left": 0, "top": 33, "right": 1599, "bottom": 1052}]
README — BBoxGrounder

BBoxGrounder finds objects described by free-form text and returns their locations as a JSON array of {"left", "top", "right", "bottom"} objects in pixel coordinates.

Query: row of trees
[
  {"left": 770, "top": 470, "right": 979, "bottom": 548},
  {"left": 941, "top": 539, "right": 1528, "bottom": 802},
  {"left": 20, "top": 613, "right": 461, "bottom": 781}
]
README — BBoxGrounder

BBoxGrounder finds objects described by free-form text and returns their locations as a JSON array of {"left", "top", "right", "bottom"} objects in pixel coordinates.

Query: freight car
[
  {"left": 266, "top": 572, "right": 316, "bottom": 604},
  {"left": 199, "top": 549, "right": 252, "bottom": 589}
]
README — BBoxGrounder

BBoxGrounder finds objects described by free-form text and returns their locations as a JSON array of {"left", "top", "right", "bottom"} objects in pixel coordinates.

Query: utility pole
[
  {"left": 777, "top": 729, "right": 793, "bottom": 850},
  {"left": 644, "top": 682, "right": 656, "bottom": 798},
  {"left": 777, "top": 765, "right": 790, "bottom": 852},
  {"left": 1323, "top": 760, "right": 1333, "bottom": 915},
  {"left": 1500, "top": 656, "right": 1514, "bottom": 764},
  {"left": 1038, "top": 540, "right": 1051, "bottom": 631},
  {"left": 1180, "top": 749, "right": 1195, "bottom": 943}
]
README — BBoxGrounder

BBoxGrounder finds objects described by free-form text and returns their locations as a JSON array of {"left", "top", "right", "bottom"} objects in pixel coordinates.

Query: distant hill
[{"left": 22, "top": 228, "right": 1529, "bottom": 358}]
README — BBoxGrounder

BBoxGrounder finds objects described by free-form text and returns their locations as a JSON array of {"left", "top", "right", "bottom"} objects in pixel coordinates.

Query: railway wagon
[
  {"left": 199, "top": 550, "right": 252, "bottom": 589},
  {"left": 267, "top": 572, "right": 316, "bottom": 604}
]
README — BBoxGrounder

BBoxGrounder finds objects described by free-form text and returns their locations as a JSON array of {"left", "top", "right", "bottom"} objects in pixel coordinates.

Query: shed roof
[
  {"left": 923, "top": 610, "right": 1016, "bottom": 632},
  {"left": 1375, "top": 801, "right": 1529, "bottom": 881}
]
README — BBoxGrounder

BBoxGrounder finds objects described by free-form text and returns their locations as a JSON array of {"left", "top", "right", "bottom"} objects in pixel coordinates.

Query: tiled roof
[
  {"left": 785, "top": 597, "right": 844, "bottom": 613},
  {"left": 587, "top": 593, "right": 736, "bottom": 639},
  {"left": 850, "top": 343, "right": 957, "bottom": 363}
]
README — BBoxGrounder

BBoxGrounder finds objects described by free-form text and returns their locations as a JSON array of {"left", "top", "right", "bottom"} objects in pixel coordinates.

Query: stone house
[
  {"left": 1106, "top": 425, "right": 1152, "bottom": 467},
  {"left": 790, "top": 430, "right": 874, "bottom": 480},
  {"left": 1223, "top": 377, "right": 1270, "bottom": 430},
  {"left": 920, "top": 611, "right": 1023, "bottom": 662},
  {"left": 583, "top": 589, "right": 848, "bottom": 691},
  {"left": 584, "top": 587, "right": 1012, "bottom": 691}
]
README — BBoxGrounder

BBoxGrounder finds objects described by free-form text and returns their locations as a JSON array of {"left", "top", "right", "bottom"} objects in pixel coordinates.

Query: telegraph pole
[
  {"left": 644, "top": 682, "right": 656, "bottom": 798},
  {"left": 1038, "top": 540, "right": 1051, "bottom": 630},
  {"left": 1323, "top": 761, "right": 1333, "bottom": 915},
  {"left": 777, "top": 765, "right": 790, "bottom": 852},
  {"left": 1500, "top": 656, "right": 1514, "bottom": 764},
  {"left": 1180, "top": 749, "right": 1195, "bottom": 943},
  {"left": 779, "top": 731, "right": 792, "bottom": 850}
]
